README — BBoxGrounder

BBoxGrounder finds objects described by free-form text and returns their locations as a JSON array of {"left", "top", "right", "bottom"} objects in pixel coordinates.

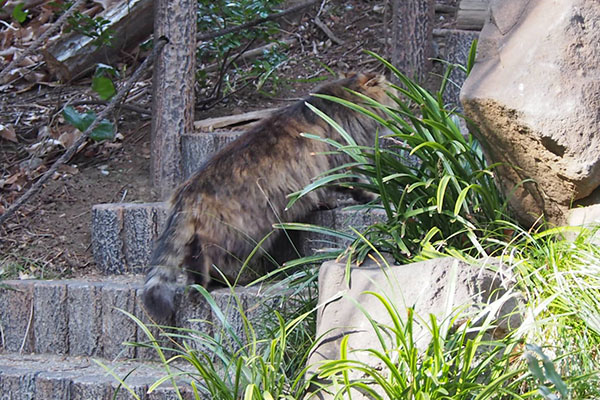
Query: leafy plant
[
  {"left": 111, "top": 282, "right": 318, "bottom": 400},
  {"left": 283, "top": 51, "right": 511, "bottom": 266},
  {"left": 62, "top": 105, "right": 115, "bottom": 141},
  {"left": 61, "top": 2, "right": 115, "bottom": 47},
  {"left": 310, "top": 292, "right": 533, "bottom": 400},
  {"left": 197, "top": 0, "right": 284, "bottom": 59},
  {"left": 196, "top": 0, "right": 288, "bottom": 99},
  {"left": 502, "top": 225, "right": 600, "bottom": 398},
  {"left": 525, "top": 344, "right": 569, "bottom": 399},
  {"left": 251, "top": 44, "right": 288, "bottom": 94}
]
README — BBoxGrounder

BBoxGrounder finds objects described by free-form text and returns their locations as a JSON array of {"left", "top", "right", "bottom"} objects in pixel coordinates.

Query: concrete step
[
  {"left": 0, "top": 352, "right": 198, "bottom": 399},
  {"left": 0, "top": 277, "right": 287, "bottom": 360},
  {"left": 433, "top": 28, "right": 480, "bottom": 111},
  {"left": 181, "top": 130, "right": 243, "bottom": 180},
  {"left": 91, "top": 201, "right": 386, "bottom": 276}
]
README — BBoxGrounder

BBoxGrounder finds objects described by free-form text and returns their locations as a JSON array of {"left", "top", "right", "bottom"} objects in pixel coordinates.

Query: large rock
[
  {"left": 306, "top": 257, "right": 521, "bottom": 399},
  {"left": 461, "top": 0, "right": 600, "bottom": 225}
]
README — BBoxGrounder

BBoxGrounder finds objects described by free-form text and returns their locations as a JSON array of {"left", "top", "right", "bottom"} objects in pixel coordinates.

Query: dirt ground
[{"left": 0, "top": 0, "right": 456, "bottom": 279}]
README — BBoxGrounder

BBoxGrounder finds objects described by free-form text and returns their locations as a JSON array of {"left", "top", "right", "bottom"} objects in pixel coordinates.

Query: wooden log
[
  {"left": 390, "top": 0, "right": 435, "bottom": 83},
  {"left": 456, "top": 0, "right": 489, "bottom": 31},
  {"left": 151, "top": 0, "right": 196, "bottom": 198},
  {"left": 44, "top": 0, "right": 153, "bottom": 79}
]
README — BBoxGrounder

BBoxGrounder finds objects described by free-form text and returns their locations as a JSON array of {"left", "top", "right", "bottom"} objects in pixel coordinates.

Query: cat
[{"left": 143, "top": 73, "right": 396, "bottom": 319}]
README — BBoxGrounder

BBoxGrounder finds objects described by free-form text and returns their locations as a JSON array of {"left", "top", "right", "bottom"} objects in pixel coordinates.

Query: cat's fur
[{"left": 143, "top": 73, "right": 395, "bottom": 319}]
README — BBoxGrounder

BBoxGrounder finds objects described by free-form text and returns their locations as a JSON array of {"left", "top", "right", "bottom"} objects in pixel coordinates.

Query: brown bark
[
  {"left": 151, "top": 0, "right": 196, "bottom": 198},
  {"left": 390, "top": 0, "right": 435, "bottom": 83}
]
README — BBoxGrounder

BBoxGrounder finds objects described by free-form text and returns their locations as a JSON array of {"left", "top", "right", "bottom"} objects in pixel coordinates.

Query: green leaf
[
  {"left": 12, "top": 3, "right": 28, "bottom": 23},
  {"left": 89, "top": 119, "right": 115, "bottom": 141},
  {"left": 94, "top": 63, "right": 119, "bottom": 78},
  {"left": 436, "top": 175, "right": 452, "bottom": 213},
  {"left": 62, "top": 106, "right": 115, "bottom": 141},
  {"left": 525, "top": 352, "right": 545, "bottom": 382},
  {"left": 62, "top": 106, "right": 87, "bottom": 132},
  {"left": 454, "top": 184, "right": 475, "bottom": 216},
  {"left": 92, "top": 76, "right": 116, "bottom": 100},
  {"left": 80, "top": 111, "right": 97, "bottom": 129},
  {"left": 466, "top": 39, "right": 478, "bottom": 76}
]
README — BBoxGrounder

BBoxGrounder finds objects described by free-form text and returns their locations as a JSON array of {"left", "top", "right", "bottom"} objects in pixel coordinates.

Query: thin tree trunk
[
  {"left": 151, "top": 0, "right": 196, "bottom": 198},
  {"left": 391, "top": 0, "right": 434, "bottom": 83}
]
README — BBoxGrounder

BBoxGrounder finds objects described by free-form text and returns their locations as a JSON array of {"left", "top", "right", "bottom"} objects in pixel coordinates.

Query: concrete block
[
  {"left": 67, "top": 281, "right": 103, "bottom": 356},
  {"left": 92, "top": 203, "right": 125, "bottom": 274},
  {"left": 308, "top": 257, "right": 522, "bottom": 392},
  {"left": 212, "top": 285, "right": 284, "bottom": 352},
  {"left": 134, "top": 286, "right": 177, "bottom": 361},
  {"left": 181, "top": 130, "right": 243, "bottom": 179},
  {"left": 123, "top": 203, "right": 165, "bottom": 273},
  {"left": 34, "top": 371, "right": 73, "bottom": 400},
  {"left": 92, "top": 202, "right": 168, "bottom": 275},
  {"left": 69, "top": 375, "right": 112, "bottom": 400},
  {"left": 435, "top": 29, "right": 480, "bottom": 110},
  {"left": 0, "top": 352, "right": 198, "bottom": 400},
  {"left": 108, "top": 377, "right": 148, "bottom": 400},
  {"left": 333, "top": 207, "right": 386, "bottom": 240},
  {"left": 148, "top": 384, "right": 198, "bottom": 400},
  {"left": 300, "top": 208, "right": 387, "bottom": 255},
  {"left": 174, "top": 286, "right": 213, "bottom": 355},
  {"left": 101, "top": 282, "right": 140, "bottom": 360},
  {"left": 92, "top": 198, "right": 386, "bottom": 278},
  {"left": 300, "top": 209, "right": 339, "bottom": 256},
  {"left": 33, "top": 281, "right": 68, "bottom": 354},
  {"left": 0, "top": 366, "right": 37, "bottom": 400},
  {"left": 0, "top": 280, "right": 35, "bottom": 353}
]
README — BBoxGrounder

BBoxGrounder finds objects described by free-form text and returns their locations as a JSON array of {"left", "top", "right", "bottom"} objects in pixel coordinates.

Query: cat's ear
[{"left": 357, "top": 72, "right": 385, "bottom": 88}]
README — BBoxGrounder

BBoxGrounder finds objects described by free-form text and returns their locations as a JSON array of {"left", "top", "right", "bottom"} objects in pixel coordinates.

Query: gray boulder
[
  {"left": 306, "top": 257, "right": 521, "bottom": 399},
  {"left": 461, "top": 0, "right": 600, "bottom": 225}
]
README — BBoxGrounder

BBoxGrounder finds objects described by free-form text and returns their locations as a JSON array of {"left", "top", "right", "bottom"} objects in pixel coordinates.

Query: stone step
[
  {"left": 0, "top": 352, "right": 199, "bottom": 399},
  {"left": 0, "top": 277, "right": 286, "bottom": 360},
  {"left": 91, "top": 201, "right": 386, "bottom": 276}
]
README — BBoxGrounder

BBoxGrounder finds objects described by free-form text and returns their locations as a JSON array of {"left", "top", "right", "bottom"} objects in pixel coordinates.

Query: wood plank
[
  {"left": 456, "top": 0, "right": 489, "bottom": 31},
  {"left": 193, "top": 108, "right": 278, "bottom": 132}
]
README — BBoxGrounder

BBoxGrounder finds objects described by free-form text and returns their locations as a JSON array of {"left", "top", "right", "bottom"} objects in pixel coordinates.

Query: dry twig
[
  {"left": 314, "top": 16, "right": 344, "bottom": 45},
  {"left": 0, "top": 37, "right": 168, "bottom": 228}
]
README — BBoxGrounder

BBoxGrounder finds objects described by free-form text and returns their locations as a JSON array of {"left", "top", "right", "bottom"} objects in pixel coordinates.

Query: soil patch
[{"left": 0, "top": 0, "right": 454, "bottom": 279}]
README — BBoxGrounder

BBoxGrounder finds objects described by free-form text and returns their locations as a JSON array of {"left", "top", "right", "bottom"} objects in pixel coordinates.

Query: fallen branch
[
  {"left": 0, "top": 37, "right": 168, "bottom": 228},
  {"left": 69, "top": 100, "right": 150, "bottom": 115},
  {"left": 197, "top": 0, "right": 319, "bottom": 42},
  {"left": 0, "top": 0, "right": 87, "bottom": 84},
  {"left": 314, "top": 16, "right": 344, "bottom": 45}
]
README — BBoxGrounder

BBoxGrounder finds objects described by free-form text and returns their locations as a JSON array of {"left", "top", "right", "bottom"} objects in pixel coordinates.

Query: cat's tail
[{"left": 142, "top": 198, "right": 195, "bottom": 319}]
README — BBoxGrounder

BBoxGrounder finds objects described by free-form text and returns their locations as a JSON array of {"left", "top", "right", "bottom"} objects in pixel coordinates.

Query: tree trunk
[
  {"left": 151, "top": 0, "right": 196, "bottom": 198},
  {"left": 390, "top": 0, "right": 435, "bottom": 83}
]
